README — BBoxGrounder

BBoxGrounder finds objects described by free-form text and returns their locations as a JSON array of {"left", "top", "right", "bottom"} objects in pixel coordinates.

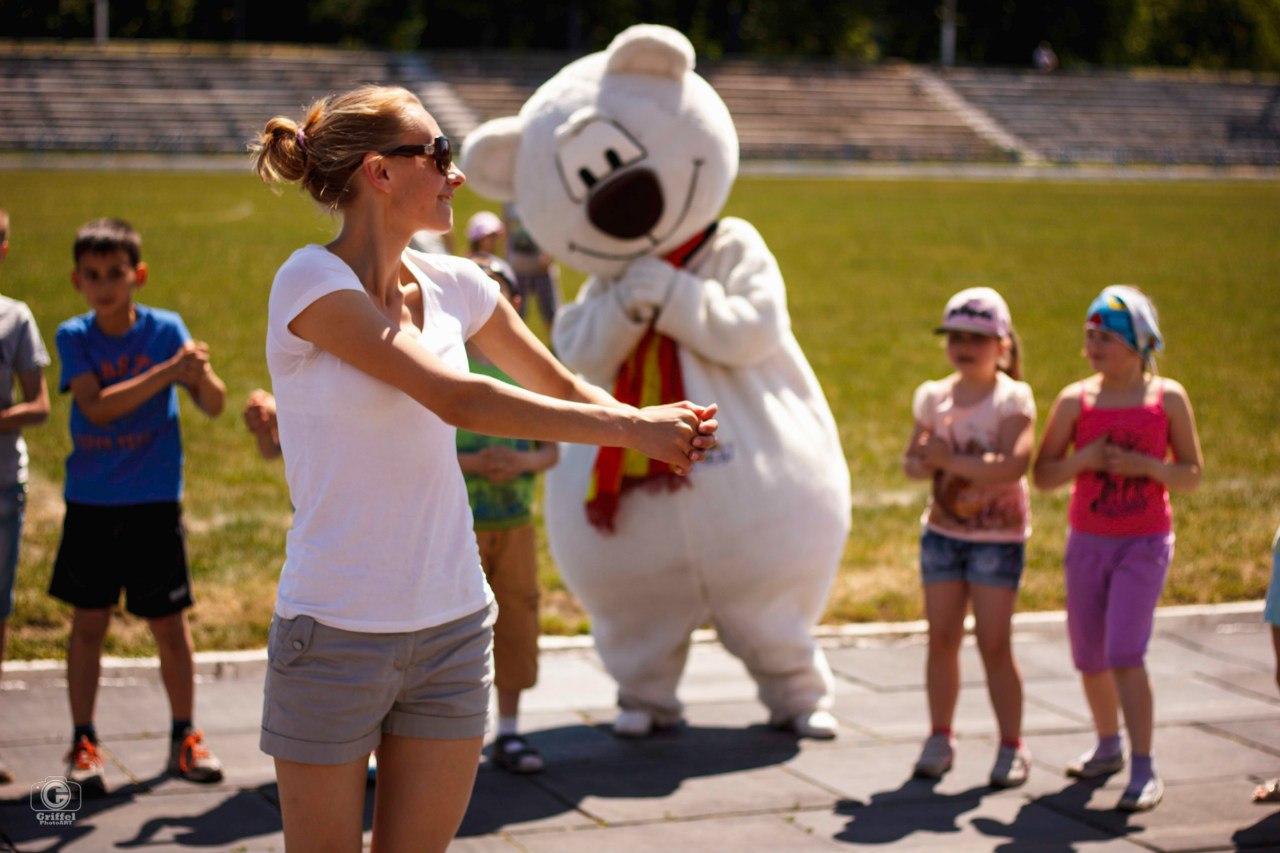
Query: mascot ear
[
  {"left": 459, "top": 116, "right": 522, "bottom": 202},
  {"left": 604, "top": 23, "right": 694, "bottom": 79}
]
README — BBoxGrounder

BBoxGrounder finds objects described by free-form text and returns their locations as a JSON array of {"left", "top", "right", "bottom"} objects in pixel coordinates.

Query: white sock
[{"left": 498, "top": 716, "right": 519, "bottom": 737}]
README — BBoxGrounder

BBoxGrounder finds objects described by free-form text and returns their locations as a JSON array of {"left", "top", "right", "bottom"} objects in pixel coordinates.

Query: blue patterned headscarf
[{"left": 1085, "top": 285, "right": 1163, "bottom": 364}]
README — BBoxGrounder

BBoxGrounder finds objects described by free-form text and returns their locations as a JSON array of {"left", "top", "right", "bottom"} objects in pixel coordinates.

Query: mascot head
[{"left": 461, "top": 24, "right": 739, "bottom": 279}]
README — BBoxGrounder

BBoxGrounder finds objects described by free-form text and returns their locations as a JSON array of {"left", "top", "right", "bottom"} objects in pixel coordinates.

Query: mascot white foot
[{"left": 462, "top": 24, "right": 852, "bottom": 738}]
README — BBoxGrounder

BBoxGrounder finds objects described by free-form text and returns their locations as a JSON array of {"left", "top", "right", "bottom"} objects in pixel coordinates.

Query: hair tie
[{"left": 296, "top": 128, "right": 308, "bottom": 156}]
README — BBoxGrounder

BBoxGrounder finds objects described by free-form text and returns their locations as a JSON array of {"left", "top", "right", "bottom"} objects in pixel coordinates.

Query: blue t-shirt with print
[{"left": 56, "top": 305, "right": 191, "bottom": 505}]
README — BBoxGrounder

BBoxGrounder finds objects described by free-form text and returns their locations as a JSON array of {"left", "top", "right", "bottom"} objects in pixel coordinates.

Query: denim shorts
[
  {"left": 0, "top": 483, "right": 27, "bottom": 620},
  {"left": 260, "top": 601, "right": 495, "bottom": 765},
  {"left": 920, "top": 529, "right": 1026, "bottom": 590}
]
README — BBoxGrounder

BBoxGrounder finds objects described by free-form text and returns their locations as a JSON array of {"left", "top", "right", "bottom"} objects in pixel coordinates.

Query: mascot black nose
[{"left": 587, "top": 169, "right": 665, "bottom": 239}]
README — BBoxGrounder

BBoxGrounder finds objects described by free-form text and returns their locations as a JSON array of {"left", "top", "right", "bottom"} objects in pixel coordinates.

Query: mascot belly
[{"left": 461, "top": 24, "right": 852, "bottom": 738}]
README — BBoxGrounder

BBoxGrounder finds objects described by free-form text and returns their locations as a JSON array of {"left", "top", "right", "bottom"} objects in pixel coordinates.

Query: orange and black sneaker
[
  {"left": 168, "top": 729, "right": 223, "bottom": 784},
  {"left": 64, "top": 735, "right": 106, "bottom": 797}
]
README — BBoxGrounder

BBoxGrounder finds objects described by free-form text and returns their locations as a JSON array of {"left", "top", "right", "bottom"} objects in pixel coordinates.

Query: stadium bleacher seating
[
  {"left": 700, "top": 59, "right": 1004, "bottom": 162},
  {"left": 943, "top": 67, "right": 1280, "bottom": 166},
  {"left": 430, "top": 52, "right": 1005, "bottom": 162},
  {"left": 0, "top": 42, "right": 435, "bottom": 155},
  {"left": 0, "top": 40, "right": 1276, "bottom": 166}
]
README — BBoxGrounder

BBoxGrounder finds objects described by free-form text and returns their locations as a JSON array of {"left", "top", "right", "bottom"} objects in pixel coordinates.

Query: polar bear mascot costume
[{"left": 462, "top": 23, "right": 851, "bottom": 739}]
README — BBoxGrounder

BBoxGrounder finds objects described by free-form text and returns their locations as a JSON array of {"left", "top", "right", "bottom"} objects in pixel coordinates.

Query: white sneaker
[
  {"left": 1117, "top": 775, "right": 1164, "bottom": 812},
  {"left": 913, "top": 733, "right": 955, "bottom": 779},
  {"left": 990, "top": 743, "right": 1031, "bottom": 788},
  {"left": 612, "top": 709, "right": 654, "bottom": 738},
  {"left": 789, "top": 710, "right": 839, "bottom": 740}
]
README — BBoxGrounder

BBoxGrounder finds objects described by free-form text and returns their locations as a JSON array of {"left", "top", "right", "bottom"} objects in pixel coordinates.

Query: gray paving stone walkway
[{"left": 2, "top": 604, "right": 1279, "bottom": 852}]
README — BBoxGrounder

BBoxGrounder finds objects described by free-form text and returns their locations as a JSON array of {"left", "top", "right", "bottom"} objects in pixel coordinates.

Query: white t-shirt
[
  {"left": 912, "top": 372, "right": 1036, "bottom": 543},
  {"left": 266, "top": 245, "right": 499, "bottom": 632}
]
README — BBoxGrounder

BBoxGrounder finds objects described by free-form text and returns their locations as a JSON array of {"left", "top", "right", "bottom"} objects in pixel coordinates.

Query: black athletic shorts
[{"left": 49, "top": 501, "right": 194, "bottom": 618}]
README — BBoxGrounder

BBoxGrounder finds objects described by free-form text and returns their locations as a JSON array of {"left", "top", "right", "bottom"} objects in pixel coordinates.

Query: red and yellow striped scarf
[{"left": 585, "top": 223, "right": 717, "bottom": 532}]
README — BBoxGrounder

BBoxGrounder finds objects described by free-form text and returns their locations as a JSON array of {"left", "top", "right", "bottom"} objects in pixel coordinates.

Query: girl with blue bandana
[{"left": 1034, "top": 285, "right": 1204, "bottom": 813}]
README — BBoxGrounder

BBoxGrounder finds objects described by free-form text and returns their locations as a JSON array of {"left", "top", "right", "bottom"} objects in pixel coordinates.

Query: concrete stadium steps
[
  {"left": 0, "top": 44, "right": 452, "bottom": 154},
  {"left": 428, "top": 51, "right": 577, "bottom": 123},
  {"left": 0, "top": 42, "right": 1276, "bottom": 165},
  {"left": 702, "top": 61, "right": 1005, "bottom": 161},
  {"left": 428, "top": 52, "right": 1006, "bottom": 162},
  {"left": 942, "top": 67, "right": 1280, "bottom": 165}
]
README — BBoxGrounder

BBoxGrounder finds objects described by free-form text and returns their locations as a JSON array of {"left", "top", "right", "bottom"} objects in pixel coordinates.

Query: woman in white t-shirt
[
  {"left": 250, "top": 86, "right": 718, "bottom": 853},
  {"left": 901, "top": 287, "right": 1037, "bottom": 790}
]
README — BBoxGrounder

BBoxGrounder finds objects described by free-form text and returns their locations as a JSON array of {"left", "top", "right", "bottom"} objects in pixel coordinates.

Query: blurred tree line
[{"left": 1, "top": 0, "right": 1277, "bottom": 71}]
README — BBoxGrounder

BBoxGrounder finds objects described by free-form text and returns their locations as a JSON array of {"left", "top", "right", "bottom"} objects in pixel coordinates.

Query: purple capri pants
[{"left": 1064, "top": 528, "right": 1174, "bottom": 673}]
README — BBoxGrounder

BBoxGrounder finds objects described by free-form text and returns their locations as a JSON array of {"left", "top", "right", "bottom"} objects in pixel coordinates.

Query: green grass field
[{"left": 1, "top": 169, "right": 1277, "bottom": 658}]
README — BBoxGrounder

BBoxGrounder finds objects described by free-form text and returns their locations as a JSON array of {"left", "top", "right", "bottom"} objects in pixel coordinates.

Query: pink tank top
[{"left": 1068, "top": 379, "right": 1172, "bottom": 536}]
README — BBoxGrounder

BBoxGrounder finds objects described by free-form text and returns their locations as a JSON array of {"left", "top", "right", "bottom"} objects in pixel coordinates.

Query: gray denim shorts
[{"left": 260, "top": 601, "right": 495, "bottom": 765}]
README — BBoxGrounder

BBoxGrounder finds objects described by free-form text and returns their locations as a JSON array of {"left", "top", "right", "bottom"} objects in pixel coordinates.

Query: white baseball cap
[
  {"left": 465, "top": 211, "right": 504, "bottom": 243},
  {"left": 936, "top": 287, "right": 1012, "bottom": 338}
]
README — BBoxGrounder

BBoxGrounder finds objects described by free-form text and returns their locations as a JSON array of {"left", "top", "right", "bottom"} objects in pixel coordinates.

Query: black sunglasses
[{"left": 381, "top": 136, "right": 452, "bottom": 175}]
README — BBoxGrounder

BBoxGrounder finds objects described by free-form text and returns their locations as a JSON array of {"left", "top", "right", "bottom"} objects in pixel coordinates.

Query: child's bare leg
[
  {"left": 498, "top": 688, "right": 520, "bottom": 720},
  {"left": 970, "top": 584, "right": 1022, "bottom": 743},
  {"left": 1113, "top": 663, "right": 1160, "bottom": 806},
  {"left": 923, "top": 580, "right": 968, "bottom": 732},
  {"left": 1113, "top": 665, "right": 1153, "bottom": 756},
  {"left": 68, "top": 607, "right": 111, "bottom": 725},
  {"left": 1079, "top": 669, "right": 1121, "bottom": 739},
  {"left": 1271, "top": 625, "right": 1280, "bottom": 694},
  {"left": 148, "top": 611, "right": 195, "bottom": 721}
]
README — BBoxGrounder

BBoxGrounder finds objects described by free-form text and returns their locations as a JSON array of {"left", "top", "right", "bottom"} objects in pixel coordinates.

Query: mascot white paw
[{"left": 463, "top": 23, "right": 852, "bottom": 739}]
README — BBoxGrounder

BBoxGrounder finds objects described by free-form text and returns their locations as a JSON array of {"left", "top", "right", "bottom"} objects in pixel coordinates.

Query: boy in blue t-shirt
[{"left": 50, "top": 218, "right": 226, "bottom": 796}]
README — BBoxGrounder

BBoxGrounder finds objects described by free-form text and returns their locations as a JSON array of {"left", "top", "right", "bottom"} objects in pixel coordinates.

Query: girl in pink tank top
[
  {"left": 1034, "top": 286, "right": 1203, "bottom": 814},
  {"left": 1068, "top": 377, "right": 1172, "bottom": 536}
]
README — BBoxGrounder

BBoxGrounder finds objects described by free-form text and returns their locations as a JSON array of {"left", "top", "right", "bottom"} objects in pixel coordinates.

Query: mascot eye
[{"left": 555, "top": 118, "right": 647, "bottom": 203}]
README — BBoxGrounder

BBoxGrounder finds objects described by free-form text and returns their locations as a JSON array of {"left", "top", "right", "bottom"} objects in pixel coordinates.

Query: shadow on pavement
[
  {"left": 1231, "top": 803, "right": 1280, "bottom": 849},
  {"left": 0, "top": 723, "right": 802, "bottom": 848},
  {"left": 458, "top": 722, "right": 802, "bottom": 837},
  {"left": 972, "top": 778, "right": 1139, "bottom": 853},
  {"left": 114, "top": 785, "right": 282, "bottom": 849},
  {"left": 833, "top": 777, "right": 990, "bottom": 845},
  {"left": 0, "top": 772, "right": 221, "bottom": 852}
]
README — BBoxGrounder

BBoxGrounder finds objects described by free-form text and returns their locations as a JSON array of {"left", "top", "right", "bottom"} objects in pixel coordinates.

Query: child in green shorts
[{"left": 459, "top": 253, "right": 558, "bottom": 774}]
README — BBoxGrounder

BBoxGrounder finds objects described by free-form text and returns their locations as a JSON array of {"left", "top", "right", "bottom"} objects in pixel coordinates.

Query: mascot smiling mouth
[{"left": 568, "top": 159, "right": 704, "bottom": 262}]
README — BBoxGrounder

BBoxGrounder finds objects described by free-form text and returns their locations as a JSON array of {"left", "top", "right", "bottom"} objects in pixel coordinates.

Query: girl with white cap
[
  {"left": 465, "top": 210, "right": 505, "bottom": 255},
  {"left": 1034, "top": 285, "right": 1204, "bottom": 812},
  {"left": 903, "top": 287, "right": 1036, "bottom": 789}
]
